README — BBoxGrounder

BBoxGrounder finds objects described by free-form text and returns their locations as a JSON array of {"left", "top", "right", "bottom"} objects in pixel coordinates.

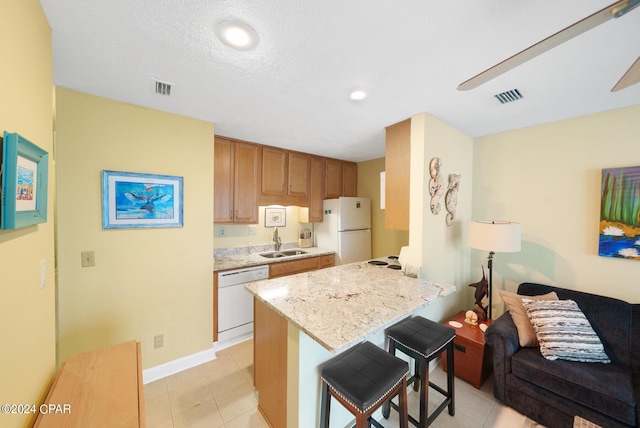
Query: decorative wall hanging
[
  {"left": 265, "top": 207, "right": 286, "bottom": 227},
  {"left": 1, "top": 131, "right": 49, "bottom": 229},
  {"left": 598, "top": 166, "right": 640, "bottom": 260},
  {"left": 428, "top": 157, "right": 444, "bottom": 215},
  {"left": 445, "top": 174, "right": 460, "bottom": 226},
  {"left": 102, "top": 170, "right": 183, "bottom": 229}
]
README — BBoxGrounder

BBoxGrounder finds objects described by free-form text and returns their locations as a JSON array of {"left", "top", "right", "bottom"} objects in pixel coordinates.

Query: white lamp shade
[{"left": 468, "top": 221, "right": 521, "bottom": 253}]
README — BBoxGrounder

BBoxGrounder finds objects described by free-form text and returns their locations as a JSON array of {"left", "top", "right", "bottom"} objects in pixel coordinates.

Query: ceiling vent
[
  {"left": 494, "top": 88, "right": 523, "bottom": 104},
  {"left": 153, "top": 79, "right": 173, "bottom": 96}
]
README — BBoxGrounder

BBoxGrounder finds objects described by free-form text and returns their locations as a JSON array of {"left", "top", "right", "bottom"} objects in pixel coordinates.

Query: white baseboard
[
  {"left": 143, "top": 345, "right": 216, "bottom": 384},
  {"left": 213, "top": 332, "right": 253, "bottom": 352}
]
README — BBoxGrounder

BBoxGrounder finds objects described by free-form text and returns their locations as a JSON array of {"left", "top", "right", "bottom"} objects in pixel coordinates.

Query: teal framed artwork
[
  {"left": 1, "top": 131, "right": 49, "bottom": 229},
  {"left": 599, "top": 166, "right": 640, "bottom": 260},
  {"left": 102, "top": 170, "right": 183, "bottom": 229}
]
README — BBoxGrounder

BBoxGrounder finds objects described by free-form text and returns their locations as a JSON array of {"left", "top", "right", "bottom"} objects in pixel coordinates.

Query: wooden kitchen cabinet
[
  {"left": 288, "top": 152, "right": 310, "bottom": 197},
  {"left": 213, "top": 273, "right": 219, "bottom": 342},
  {"left": 254, "top": 298, "right": 288, "bottom": 428},
  {"left": 325, "top": 158, "right": 357, "bottom": 199},
  {"left": 214, "top": 137, "right": 259, "bottom": 223},
  {"left": 214, "top": 138, "right": 234, "bottom": 223},
  {"left": 262, "top": 146, "right": 287, "bottom": 196},
  {"left": 342, "top": 161, "right": 357, "bottom": 197},
  {"left": 215, "top": 135, "right": 357, "bottom": 220},
  {"left": 268, "top": 254, "right": 335, "bottom": 278},
  {"left": 261, "top": 148, "right": 310, "bottom": 205},
  {"left": 385, "top": 118, "right": 411, "bottom": 230},
  {"left": 306, "top": 156, "right": 325, "bottom": 222},
  {"left": 324, "top": 158, "right": 343, "bottom": 198}
]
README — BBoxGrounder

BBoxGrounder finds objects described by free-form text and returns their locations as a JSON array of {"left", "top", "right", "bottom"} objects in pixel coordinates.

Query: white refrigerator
[{"left": 315, "top": 197, "right": 371, "bottom": 265}]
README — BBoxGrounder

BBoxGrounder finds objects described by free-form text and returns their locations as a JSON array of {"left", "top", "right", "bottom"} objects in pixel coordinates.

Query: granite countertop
[
  {"left": 214, "top": 245, "right": 335, "bottom": 272},
  {"left": 246, "top": 261, "right": 456, "bottom": 353}
]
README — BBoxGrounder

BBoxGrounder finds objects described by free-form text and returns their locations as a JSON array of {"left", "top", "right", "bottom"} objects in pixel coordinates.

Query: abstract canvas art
[{"left": 598, "top": 166, "right": 640, "bottom": 260}]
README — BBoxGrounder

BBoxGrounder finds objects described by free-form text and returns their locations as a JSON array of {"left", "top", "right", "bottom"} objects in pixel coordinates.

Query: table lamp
[{"left": 468, "top": 220, "right": 521, "bottom": 319}]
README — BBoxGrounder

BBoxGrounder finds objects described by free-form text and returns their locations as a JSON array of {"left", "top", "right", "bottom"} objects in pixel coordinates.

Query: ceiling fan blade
[
  {"left": 611, "top": 56, "right": 640, "bottom": 91},
  {"left": 458, "top": 0, "right": 640, "bottom": 91}
]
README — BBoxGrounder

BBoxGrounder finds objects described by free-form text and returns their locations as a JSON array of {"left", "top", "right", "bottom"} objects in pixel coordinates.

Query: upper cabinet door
[
  {"left": 308, "top": 156, "right": 325, "bottom": 222},
  {"left": 234, "top": 142, "right": 260, "bottom": 223},
  {"left": 262, "top": 147, "right": 287, "bottom": 196},
  {"left": 324, "top": 158, "right": 342, "bottom": 199},
  {"left": 342, "top": 162, "right": 357, "bottom": 197},
  {"left": 214, "top": 138, "right": 234, "bottom": 223},
  {"left": 288, "top": 152, "right": 310, "bottom": 197}
]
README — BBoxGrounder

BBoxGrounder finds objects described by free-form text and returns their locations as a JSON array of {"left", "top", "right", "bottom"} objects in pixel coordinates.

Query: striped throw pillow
[{"left": 522, "top": 298, "right": 610, "bottom": 363}]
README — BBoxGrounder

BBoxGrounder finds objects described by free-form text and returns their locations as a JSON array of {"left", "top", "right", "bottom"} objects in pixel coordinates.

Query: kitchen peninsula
[{"left": 246, "top": 261, "right": 455, "bottom": 428}]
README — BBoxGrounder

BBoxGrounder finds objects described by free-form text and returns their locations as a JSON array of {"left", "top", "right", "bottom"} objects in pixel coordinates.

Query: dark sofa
[{"left": 485, "top": 282, "right": 640, "bottom": 428}]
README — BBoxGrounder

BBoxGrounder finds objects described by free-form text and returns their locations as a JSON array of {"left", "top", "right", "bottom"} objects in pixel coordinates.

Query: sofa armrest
[{"left": 485, "top": 312, "right": 521, "bottom": 401}]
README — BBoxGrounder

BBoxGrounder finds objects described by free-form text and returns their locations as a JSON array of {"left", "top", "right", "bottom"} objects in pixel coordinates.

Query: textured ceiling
[{"left": 40, "top": 0, "right": 640, "bottom": 162}]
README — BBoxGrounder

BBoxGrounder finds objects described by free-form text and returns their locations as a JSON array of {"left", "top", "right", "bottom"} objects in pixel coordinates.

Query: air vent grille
[
  {"left": 494, "top": 88, "right": 523, "bottom": 104},
  {"left": 154, "top": 80, "right": 172, "bottom": 96}
]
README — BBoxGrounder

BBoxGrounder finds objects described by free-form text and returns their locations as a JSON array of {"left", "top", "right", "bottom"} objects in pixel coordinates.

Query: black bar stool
[
  {"left": 320, "top": 341, "right": 409, "bottom": 428},
  {"left": 383, "top": 316, "right": 456, "bottom": 427}
]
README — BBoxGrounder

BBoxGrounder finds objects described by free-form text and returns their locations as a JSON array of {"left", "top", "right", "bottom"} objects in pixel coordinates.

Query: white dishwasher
[{"left": 217, "top": 264, "right": 269, "bottom": 342}]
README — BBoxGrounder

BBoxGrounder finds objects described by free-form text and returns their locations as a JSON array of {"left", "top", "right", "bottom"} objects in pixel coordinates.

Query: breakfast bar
[{"left": 246, "top": 260, "right": 455, "bottom": 428}]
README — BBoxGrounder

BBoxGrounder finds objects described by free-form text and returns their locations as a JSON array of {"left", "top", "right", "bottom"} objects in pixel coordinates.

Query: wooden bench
[{"left": 34, "top": 340, "right": 145, "bottom": 427}]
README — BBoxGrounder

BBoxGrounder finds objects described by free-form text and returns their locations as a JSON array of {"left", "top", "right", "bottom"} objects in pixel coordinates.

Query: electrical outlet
[
  {"left": 81, "top": 251, "right": 95, "bottom": 267},
  {"left": 248, "top": 225, "right": 256, "bottom": 236},
  {"left": 219, "top": 227, "right": 226, "bottom": 237},
  {"left": 154, "top": 334, "right": 164, "bottom": 349}
]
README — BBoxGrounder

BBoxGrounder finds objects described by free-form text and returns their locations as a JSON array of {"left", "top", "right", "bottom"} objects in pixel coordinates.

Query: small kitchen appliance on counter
[{"left": 298, "top": 228, "right": 312, "bottom": 248}]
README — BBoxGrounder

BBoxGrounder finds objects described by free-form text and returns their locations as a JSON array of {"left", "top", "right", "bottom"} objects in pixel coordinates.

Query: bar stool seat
[
  {"left": 383, "top": 316, "right": 456, "bottom": 427},
  {"left": 320, "top": 341, "right": 409, "bottom": 428}
]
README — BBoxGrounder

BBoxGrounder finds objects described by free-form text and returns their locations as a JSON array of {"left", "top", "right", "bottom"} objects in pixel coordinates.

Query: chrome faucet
[{"left": 273, "top": 227, "right": 282, "bottom": 251}]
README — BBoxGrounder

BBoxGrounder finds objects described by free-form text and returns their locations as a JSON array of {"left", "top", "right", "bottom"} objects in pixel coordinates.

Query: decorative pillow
[
  {"left": 498, "top": 290, "right": 558, "bottom": 347},
  {"left": 522, "top": 298, "right": 610, "bottom": 363}
]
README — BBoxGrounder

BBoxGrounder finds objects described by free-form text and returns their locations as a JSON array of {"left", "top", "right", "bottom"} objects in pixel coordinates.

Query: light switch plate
[{"left": 81, "top": 251, "right": 95, "bottom": 267}]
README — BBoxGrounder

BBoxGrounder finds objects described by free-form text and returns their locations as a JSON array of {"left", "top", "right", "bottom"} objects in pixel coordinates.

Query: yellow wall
[
  {"left": 410, "top": 113, "right": 475, "bottom": 321},
  {"left": 473, "top": 105, "right": 640, "bottom": 315},
  {"left": 0, "top": 1, "right": 55, "bottom": 427},
  {"left": 357, "top": 158, "right": 409, "bottom": 257},
  {"left": 55, "top": 88, "right": 214, "bottom": 368}
]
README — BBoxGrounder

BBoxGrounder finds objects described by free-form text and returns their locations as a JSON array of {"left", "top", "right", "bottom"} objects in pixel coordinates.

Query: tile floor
[{"left": 145, "top": 339, "right": 544, "bottom": 428}]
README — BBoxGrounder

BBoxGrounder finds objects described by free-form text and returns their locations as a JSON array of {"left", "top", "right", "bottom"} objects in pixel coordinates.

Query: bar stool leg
[
  {"left": 418, "top": 357, "right": 428, "bottom": 428},
  {"left": 398, "top": 377, "right": 409, "bottom": 428},
  {"left": 381, "top": 341, "right": 396, "bottom": 419},
  {"left": 413, "top": 358, "right": 420, "bottom": 392},
  {"left": 447, "top": 342, "right": 455, "bottom": 416},
  {"left": 320, "top": 381, "right": 331, "bottom": 428}
]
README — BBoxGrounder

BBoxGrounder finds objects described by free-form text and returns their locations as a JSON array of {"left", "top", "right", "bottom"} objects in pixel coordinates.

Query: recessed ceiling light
[
  {"left": 350, "top": 90, "right": 367, "bottom": 101},
  {"left": 215, "top": 20, "right": 259, "bottom": 50}
]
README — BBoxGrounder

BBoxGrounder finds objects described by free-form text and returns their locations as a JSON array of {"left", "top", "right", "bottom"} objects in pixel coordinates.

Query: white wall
[{"left": 472, "top": 105, "right": 640, "bottom": 316}]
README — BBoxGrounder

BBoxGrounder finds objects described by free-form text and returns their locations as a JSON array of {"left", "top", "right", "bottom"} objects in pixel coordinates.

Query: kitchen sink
[{"left": 259, "top": 249, "right": 307, "bottom": 258}]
